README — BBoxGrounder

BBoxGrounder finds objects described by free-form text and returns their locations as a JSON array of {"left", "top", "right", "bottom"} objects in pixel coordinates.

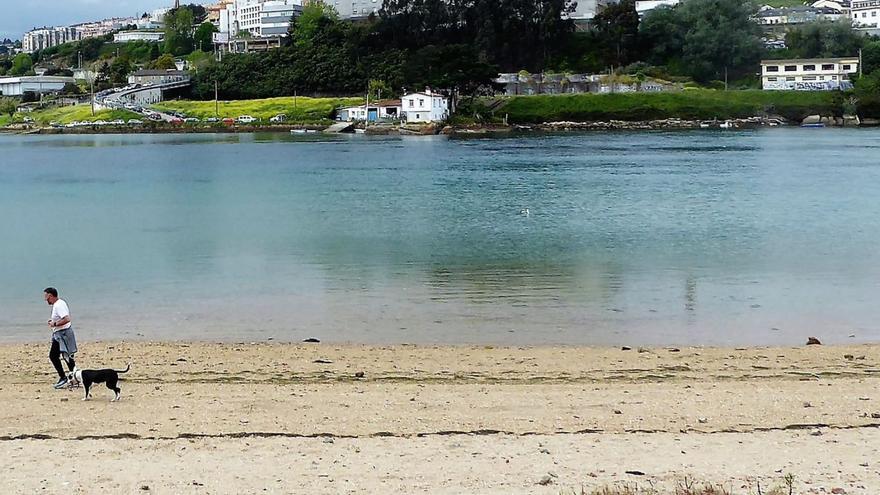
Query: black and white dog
[{"left": 67, "top": 364, "right": 131, "bottom": 401}]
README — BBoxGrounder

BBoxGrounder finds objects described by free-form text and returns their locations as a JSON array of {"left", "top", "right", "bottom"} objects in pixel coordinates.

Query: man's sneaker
[{"left": 53, "top": 378, "right": 69, "bottom": 389}]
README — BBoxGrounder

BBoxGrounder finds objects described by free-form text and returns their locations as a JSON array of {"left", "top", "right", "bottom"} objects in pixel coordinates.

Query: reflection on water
[{"left": 1, "top": 129, "right": 880, "bottom": 345}]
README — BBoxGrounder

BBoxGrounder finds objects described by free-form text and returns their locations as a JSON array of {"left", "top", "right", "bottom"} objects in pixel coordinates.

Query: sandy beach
[{"left": 1, "top": 341, "right": 879, "bottom": 494}]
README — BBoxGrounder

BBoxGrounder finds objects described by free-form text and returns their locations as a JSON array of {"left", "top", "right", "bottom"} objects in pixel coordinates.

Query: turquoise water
[{"left": 2, "top": 129, "right": 880, "bottom": 345}]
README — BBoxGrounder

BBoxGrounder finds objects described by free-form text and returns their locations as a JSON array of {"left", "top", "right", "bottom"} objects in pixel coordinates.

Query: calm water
[{"left": 2, "top": 129, "right": 880, "bottom": 345}]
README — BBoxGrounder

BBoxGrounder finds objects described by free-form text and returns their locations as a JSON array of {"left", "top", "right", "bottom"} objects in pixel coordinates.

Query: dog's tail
[{"left": 115, "top": 363, "right": 131, "bottom": 374}]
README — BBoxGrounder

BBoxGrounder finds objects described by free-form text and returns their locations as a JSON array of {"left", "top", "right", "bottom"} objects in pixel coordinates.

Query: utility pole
[
  {"left": 364, "top": 85, "right": 369, "bottom": 129},
  {"left": 214, "top": 80, "right": 219, "bottom": 118},
  {"left": 724, "top": 66, "right": 729, "bottom": 91}
]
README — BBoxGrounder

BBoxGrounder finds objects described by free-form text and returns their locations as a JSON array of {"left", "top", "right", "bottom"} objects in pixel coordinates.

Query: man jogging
[{"left": 44, "top": 287, "right": 77, "bottom": 389}]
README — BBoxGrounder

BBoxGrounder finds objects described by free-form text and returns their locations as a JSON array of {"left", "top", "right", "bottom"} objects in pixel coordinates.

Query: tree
[
  {"left": 291, "top": 2, "right": 341, "bottom": 48},
  {"left": 0, "top": 97, "right": 16, "bottom": 116},
  {"left": 108, "top": 56, "right": 133, "bottom": 86},
  {"left": 378, "top": 0, "right": 577, "bottom": 71},
  {"left": 10, "top": 53, "right": 33, "bottom": 76},
  {"left": 62, "top": 82, "right": 83, "bottom": 95},
  {"left": 639, "top": 6, "right": 684, "bottom": 67},
  {"left": 187, "top": 49, "right": 213, "bottom": 72},
  {"left": 194, "top": 22, "right": 218, "bottom": 52},
  {"left": 153, "top": 53, "right": 177, "bottom": 70},
  {"left": 784, "top": 21, "right": 865, "bottom": 59},
  {"left": 862, "top": 40, "right": 880, "bottom": 76},
  {"left": 592, "top": 0, "right": 641, "bottom": 67},
  {"left": 640, "top": 0, "right": 762, "bottom": 83},
  {"left": 164, "top": 7, "right": 195, "bottom": 55}
]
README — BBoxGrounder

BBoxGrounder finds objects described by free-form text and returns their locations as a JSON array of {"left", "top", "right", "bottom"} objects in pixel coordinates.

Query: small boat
[
  {"left": 290, "top": 129, "right": 307, "bottom": 134},
  {"left": 354, "top": 129, "right": 366, "bottom": 134},
  {"left": 801, "top": 123, "right": 825, "bottom": 128},
  {"left": 719, "top": 120, "right": 736, "bottom": 129},
  {"left": 699, "top": 121, "right": 712, "bottom": 129}
]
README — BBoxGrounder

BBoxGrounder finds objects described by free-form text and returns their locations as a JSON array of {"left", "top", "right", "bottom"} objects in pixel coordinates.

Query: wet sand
[{"left": 2, "top": 342, "right": 879, "bottom": 493}]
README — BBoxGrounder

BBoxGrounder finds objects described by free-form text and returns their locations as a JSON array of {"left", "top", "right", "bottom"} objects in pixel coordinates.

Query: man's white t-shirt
[{"left": 51, "top": 299, "right": 71, "bottom": 330}]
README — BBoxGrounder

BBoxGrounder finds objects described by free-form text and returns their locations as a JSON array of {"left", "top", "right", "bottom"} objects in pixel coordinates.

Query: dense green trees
[
  {"left": 194, "top": 23, "right": 219, "bottom": 53},
  {"left": 164, "top": 7, "right": 195, "bottom": 55},
  {"left": 639, "top": 0, "right": 763, "bottom": 82},
  {"left": 10, "top": 53, "right": 34, "bottom": 76},
  {"left": 592, "top": 0, "right": 641, "bottom": 67},
  {"left": 377, "top": 0, "right": 576, "bottom": 71},
  {"left": 782, "top": 21, "right": 866, "bottom": 59}
]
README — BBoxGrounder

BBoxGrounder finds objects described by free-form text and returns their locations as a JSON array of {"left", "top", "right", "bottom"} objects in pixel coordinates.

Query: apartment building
[
  {"left": 852, "top": 0, "right": 880, "bottom": 27},
  {"left": 22, "top": 27, "right": 81, "bottom": 53},
  {"left": 220, "top": 0, "right": 303, "bottom": 37},
  {"left": 761, "top": 57, "right": 859, "bottom": 90}
]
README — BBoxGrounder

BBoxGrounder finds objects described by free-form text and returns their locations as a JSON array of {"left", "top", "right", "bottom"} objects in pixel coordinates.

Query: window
[
  {"left": 843, "top": 64, "right": 852, "bottom": 70},
  {"left": 803, "top": 75, "right": 817, "bottom": 81},
  {"left": 803, "top": 65, "right": 816, "bottom": 71},
  {"left": 832, "top": 75, "right": 838, "bottom": 80},
  {"left": 419, "top": 99, "right": 424, "bottom": 107},
  {"left": 822, "top": 64, "right": 834, "bottom": 70},
  {"left": 767, "top": 77, "right": 778, "bottom": 82},
  {"left": 786, "top": 76, "right": 796, "bottom": 81},
  {"left": 766, "top": 65, "right": 779, "bottom": 72},
  {"left": 408, "top": 100, "right": 413, "bottom": 108},
  {"left": 784, "top": 65, "right": 797, "bottom": 72}
]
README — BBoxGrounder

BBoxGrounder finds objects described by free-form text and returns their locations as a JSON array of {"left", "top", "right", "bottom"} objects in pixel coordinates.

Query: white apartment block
[
  {"left": 22, "top": 27, "right": 81, "bottom": 53},
  {"left": 221, "top": 0, "right": 303, "bottom": 37},
  {"left": 761, "top": 57, "right": 859, "bottom": 90},
  {"left": 852, "top": 0, "right": 880, "bottom": 27}
]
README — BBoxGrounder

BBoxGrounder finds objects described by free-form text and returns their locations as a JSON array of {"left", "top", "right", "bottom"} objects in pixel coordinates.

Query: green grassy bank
[
  {"left": 2, "top": 105, "right": 141, "bottom": 126},
  {"left": 497, "top": 90, "right": 844, "bottom": 124},
  {"left": 153, "top": 96, "right": 362, "bottom": 123}
]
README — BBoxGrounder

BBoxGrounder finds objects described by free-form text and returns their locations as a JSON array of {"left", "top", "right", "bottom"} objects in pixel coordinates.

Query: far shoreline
[{"left": 3, "top": 116, "right": 875, "bottom": 138}]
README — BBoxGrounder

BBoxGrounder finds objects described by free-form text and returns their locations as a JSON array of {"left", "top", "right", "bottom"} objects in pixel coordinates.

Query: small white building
[
  {"left": 338, "top": 100, "right": 402, "bottom": 122},
  {"left": 852, "top": 0, "right": 880, "bottom": 27},
  {"left": 401, "top": 91, "right": 449, "bottom": 123},
  {"left": 113, "top": 30, "right": 165, "bottom": 43},
  {"left": 761, "top": 57, "right": 859, "bottom": 90},
  {"left": 0, "top": 76, "right": 74, "bottom": 96}
]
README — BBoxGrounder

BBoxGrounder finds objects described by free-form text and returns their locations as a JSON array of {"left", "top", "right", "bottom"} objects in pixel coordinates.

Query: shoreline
[
  {"left": 3, "top": 341, "right": 879, "bottom": 493},
  {"left": 3, "top": 115, "right": 878, "bottom": 137}
]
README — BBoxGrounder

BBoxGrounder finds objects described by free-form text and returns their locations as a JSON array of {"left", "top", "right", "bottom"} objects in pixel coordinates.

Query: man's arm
[{"left": 50, "top": 316, "right": 71, "bottom": 329}]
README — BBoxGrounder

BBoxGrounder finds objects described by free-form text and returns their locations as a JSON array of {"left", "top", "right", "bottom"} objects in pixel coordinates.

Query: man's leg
[
  {"left": 65, "top": 353, "right": 76, "bottom": 372},
  {"left": 49, "top": 340, "right": 65, "bottom": 379}
]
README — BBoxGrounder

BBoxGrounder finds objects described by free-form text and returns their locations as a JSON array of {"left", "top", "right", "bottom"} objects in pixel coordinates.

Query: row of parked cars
[{"left": 53, "top": 119, "right": 144, "bottom": 128}]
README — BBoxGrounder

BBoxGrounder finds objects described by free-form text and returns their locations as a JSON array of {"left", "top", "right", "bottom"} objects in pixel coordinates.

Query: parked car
[
  {"left": 204, "top": 117, "right": 220, "bottom": 123},
  {"left": 222, "top": 118, "right": 235, "bottom": 125},
  {"left": 170, "top": 118, "right": 184, "bottom": 125},
  {"left": 184, "top": 117, "right": 200, "bottom": 123},
  {"left": 109, "top": 119, "right": 126, "bottom": 126},
  {"left": 236, "top": 115, "right": 257, "bottom": 124},
  {"left": 269, "top": 114, "right": 287, "bottom": 123},
  {"left": 127, "top": 119, "right": 143, "bottom": 125}
]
